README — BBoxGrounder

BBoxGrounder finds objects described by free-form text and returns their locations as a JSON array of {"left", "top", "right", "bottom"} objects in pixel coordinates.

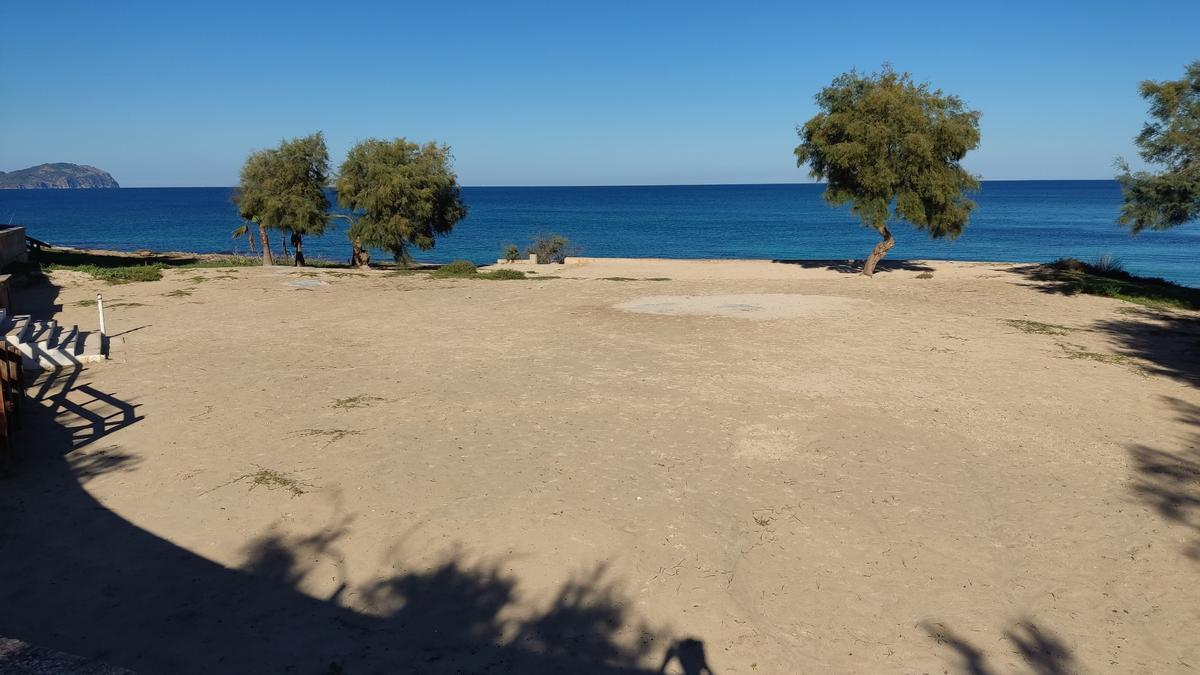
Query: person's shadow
[{"left": 658, "top": 638, "right": 713, "bottom": 674}]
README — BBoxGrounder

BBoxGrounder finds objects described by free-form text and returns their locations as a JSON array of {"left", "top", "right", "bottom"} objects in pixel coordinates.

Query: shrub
[
  {"left": 502, "top": 244, "right": 520, "bottom": 262},
  {"left": 527, "top": 234, "right": 572, "bottom": 264},
  {"left": 1093, "top": 253, "right": 1125, "bottom": 276},
  {"left": 431, "top": 260, "right": 478, "bottom": 278},
  {"left": 72, "top": 263, "right": 164, "bottom": 284},
  {"left": 1040, "top": 257, "right": 1200, "bottom": 310},
  {"left": 477, "top": 268, "right": 526, "bottom": 280}
]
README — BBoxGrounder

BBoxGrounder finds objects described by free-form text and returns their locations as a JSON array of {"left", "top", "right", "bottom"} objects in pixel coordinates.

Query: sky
[{"left": 2, "top": 1, "right": 1197, "bottom": 187}]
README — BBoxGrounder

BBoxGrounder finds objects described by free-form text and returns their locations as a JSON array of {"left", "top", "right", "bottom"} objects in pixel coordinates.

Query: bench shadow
[{"left": 0, "top": 368, "right": 694, "bottom": 673}]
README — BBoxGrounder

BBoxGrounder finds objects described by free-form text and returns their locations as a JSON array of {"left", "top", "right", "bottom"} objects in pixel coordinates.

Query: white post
[{"left": 97, "top": 293, "right": 106, "bottom": 336}]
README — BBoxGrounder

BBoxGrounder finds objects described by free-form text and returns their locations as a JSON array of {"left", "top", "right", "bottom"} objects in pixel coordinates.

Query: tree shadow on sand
[
  {"left": 0, "top": 368, "right": 705, "bottom": 673},
  {"left": 1091, "top": 309, "right": 1200, "bottom": 387},
  {"left": 1127, "top": 397, "right": 1200, "bottom": 563},
  {"left": 922, "top": 619, "right": 1077, "bottom": 675},
  {"left": 770, "top": 259, "right": 935, "bottom": 274}
]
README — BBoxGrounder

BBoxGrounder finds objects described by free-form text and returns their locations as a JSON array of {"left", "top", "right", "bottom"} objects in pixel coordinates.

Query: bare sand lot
[{"left": 3, "top": 258, "right": 1199, "bottom": 673}]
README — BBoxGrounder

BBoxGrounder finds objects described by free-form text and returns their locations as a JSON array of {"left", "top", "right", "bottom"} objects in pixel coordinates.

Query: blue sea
[{"left": 1, "top": 181, "right": 1197, "bottom": 287}]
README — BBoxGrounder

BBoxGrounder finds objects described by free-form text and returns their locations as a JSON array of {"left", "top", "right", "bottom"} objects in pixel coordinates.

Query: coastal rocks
[{"left": 0, "top": 163, "right": 119, "bottom": 189}]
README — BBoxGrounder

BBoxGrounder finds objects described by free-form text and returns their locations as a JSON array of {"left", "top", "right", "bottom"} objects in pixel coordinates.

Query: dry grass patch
[
  {"left": 295, "top": 428, "right": 364, "bottom": 447},
  {"left": 1006, "top": 319, "right": 1072, "bottom": 335},
  {"left": 331, "top": 394, "right": 386, "bottom": 410}
]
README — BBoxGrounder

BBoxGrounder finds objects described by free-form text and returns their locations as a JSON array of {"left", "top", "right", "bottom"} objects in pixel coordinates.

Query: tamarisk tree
[
  {"left": 795, "top": 67, "right": 981, "bottom": 276},
  {"left": 335, "top": 138, "right": 467, "bottom": 267},
  {"left": 233, "top": 132, "right": 331, "bottom": 266},
  {"left": 1117, "top": 60, "right": 1200, "bottom": 233}
]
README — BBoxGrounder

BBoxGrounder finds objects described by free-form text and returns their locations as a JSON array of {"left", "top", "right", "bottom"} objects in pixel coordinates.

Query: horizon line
[{"left": 107, "top": 178, "right": 1123, "bottom": 190}]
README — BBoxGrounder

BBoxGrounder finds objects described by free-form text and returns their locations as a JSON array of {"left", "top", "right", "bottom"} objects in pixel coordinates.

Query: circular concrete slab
[{"left": 614, "top": 294, "right": 857, "bottom": 319}]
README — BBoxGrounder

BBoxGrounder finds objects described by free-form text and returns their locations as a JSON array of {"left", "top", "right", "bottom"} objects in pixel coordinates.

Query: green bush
[
  {"left": 431, "top": 260, "right": 479, "bottom": 278},
  {"left": 477, "top": 268, "right": 526, "bottom": 280},
  {"left": 502, "top": 244, "right": 520, "bottom": 262},
  {"left": 526, "top": 234, "right": 572, "bottom": 264},
  {"left": 1092, "top": 253, "right": 1125, "bottom": 276},
  {"left": 1039, "top": 258, "right": 1200, "bottom": 310},
  {"left": 67, "top": 263, "right": 165, "bottom": 284}
]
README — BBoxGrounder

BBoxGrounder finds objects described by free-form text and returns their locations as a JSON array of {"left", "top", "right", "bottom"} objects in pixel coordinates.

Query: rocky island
[{"left": 0, "top": 163, "right": 119, "bottom": 189}]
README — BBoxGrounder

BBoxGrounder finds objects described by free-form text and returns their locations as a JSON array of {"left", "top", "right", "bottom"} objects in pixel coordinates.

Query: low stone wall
[{"left": 0, "top": 226, "right": 27, "bottom": 269}]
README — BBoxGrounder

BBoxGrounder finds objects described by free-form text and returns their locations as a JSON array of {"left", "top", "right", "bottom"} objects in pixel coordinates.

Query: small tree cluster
[
  {"left": 234, "top": 134, "right": 466, "bottom": 268},
  {"left": 233, "top": 132, "right": 331, "bottom": 266}
]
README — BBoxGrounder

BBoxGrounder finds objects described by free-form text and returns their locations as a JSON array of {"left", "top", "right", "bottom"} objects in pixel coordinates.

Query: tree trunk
[
  {"left": 291, "top": 232, "right": 305, "bottom": 267},
  {"left": 862, "top": 225, "right": 895, "bottom": 277},
  {"left": 351, "top": 238, "right": 370, "bottom": 268},
  {"left": 258, "top": 224, "right": 274, "bottom": 266},
  {"left": 280, "top": 233, "right": 290, "bottom": 263}
]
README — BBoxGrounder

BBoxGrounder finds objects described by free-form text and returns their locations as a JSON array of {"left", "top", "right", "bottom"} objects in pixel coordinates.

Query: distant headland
[{"left": 0, "top": 163, "right": 119, "bottom": 189}]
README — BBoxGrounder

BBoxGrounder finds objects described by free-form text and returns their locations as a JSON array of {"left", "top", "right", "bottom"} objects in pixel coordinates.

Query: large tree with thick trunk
[
  {"left": 795, "top": 67, "right": 981, "bottom": 276},
  {"left": 233, "top": 133, "right": 331, "bottom": 266},
  {"left": 335, "top": 138, "right": 467, "bottom": 267},
  {"left": 1117, "top": 61, "right": 1200, "bottom": 233}
]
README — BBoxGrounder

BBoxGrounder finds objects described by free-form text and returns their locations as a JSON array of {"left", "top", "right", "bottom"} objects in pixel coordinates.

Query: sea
[{"left": 2, "top": 180, "right": 1197, "bottom": 287}]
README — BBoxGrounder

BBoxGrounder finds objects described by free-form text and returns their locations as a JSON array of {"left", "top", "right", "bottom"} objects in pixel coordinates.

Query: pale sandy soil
[{"left": 3, "top": 258, "right": 1199, "bottom": 674}]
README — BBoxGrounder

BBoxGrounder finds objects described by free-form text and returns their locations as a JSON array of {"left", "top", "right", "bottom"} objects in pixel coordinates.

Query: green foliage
[
  {"left": 431, "top": 260, "right": 478, "bottom": 278},
  {"left": 502, "top": 243, "right": 520, "bottom": 262},
  {"left": 795, "top": 66, "right": 981, "bottom": 273},
  {"left": 233, "top": 132, "right": 332, "bottom": 265},
  {"left": 1035, "top": 258, "right": 1200, "bottom": 310},
  {"left": 1116, "top": 61, "right": 1200, "bottom": 232},
  {"left": 336, "top": 138, "right": 467, "bottom": 264},
  {"left": 1092, "top": 253, "right": 1125, "bottom": 276},
  {"left": 49, "top": 263, "right": 164, "bottom": 284},
  {"left": 527, "top": 234, "right": 572, "bottom": 264},
  {"left": 1005, "top": 319, "right": 1071, "bottom": 335},
  {"left": 477, "top": 268, "right": 526, "bottom": 280},
  {"left": 430, "top": 260, "right": 526, "bottom": 280}
]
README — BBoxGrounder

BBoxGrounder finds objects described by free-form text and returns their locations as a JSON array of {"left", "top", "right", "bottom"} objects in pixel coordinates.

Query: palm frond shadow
[{"left": 923, "top": 619, "right": 1078, "bottom": 675}]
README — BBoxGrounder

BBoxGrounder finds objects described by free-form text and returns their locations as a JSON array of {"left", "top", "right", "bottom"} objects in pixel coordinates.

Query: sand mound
[{"left": 614, "top": 293, "right": 857, "bottom": 319}]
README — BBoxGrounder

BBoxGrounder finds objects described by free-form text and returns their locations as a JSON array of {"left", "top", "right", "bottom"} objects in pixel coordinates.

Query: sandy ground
[{"left": 3, "top": 257, "right": 1199, "bottom": 674}]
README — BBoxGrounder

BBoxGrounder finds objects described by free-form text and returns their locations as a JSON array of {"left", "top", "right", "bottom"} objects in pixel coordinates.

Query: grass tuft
[
  {"left": 916, "top": 271, "right": 934, "bottom": 279},
  {"left": 237, "top": 467, "right": 310, "bottom": 497},
  {"left": 331, "top": 394, "right": 386, "bottom": 410},
  {"left": 1056, "top": 342, "right": 1142, "bottom": 373},
  {"left": 1006, "top": 319, "right": 1072, "bottom": 335},
  {"left": 296, "top": 428, "right": 364, "bottom": 447},
  {"left": 476, "top": 268, "right": 526, "bottom": 280},
  {"left": 47, "top": 263, "right": 165, "bottom": 284},
  {"left": 431, "top": 260, "right": 478, "bottom": 278},
  {"left": 432, "top": 260, "right": 527, "bottom": 280}
]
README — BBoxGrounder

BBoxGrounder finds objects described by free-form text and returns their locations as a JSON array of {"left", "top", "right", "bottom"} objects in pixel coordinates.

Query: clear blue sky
[{"left": 2, "top": 1, "right": 1197, "bottom": 187}]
